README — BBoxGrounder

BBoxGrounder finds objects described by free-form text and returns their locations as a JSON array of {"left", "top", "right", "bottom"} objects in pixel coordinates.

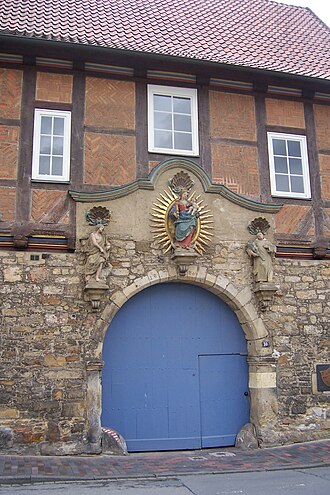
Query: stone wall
[
  {"left": 271, "top": 259, "right": 330, "bottom": 443},
  {"left": 0, "top": 237, "right": 329, "bottom": 454}
]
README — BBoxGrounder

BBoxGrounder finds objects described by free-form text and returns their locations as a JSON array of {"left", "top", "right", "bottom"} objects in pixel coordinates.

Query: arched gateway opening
[{"left": 101, "top": 283, "right": 250, "bottom": 452}]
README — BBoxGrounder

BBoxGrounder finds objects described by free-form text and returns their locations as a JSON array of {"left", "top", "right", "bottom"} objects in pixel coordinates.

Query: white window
[
  {"left": 267, "top": 132, "right": 311, "bottom": 199},
  {"left": 32, "top": 109, "right": 71, "bottom": 182},
  {"left": 148, "top": 85, "right": 199, "bottom": 156}
]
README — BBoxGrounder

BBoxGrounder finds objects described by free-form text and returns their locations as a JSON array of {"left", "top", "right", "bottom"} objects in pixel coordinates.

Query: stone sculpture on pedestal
[
  {"left": 80, "top": 206, "right": 111, "bottom": 310},
  {"left": 246, "top": 217, "right": 278, "bottom": 309}
]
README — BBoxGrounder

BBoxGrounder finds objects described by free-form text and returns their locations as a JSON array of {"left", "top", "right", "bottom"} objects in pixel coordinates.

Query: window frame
[
  {"left": 267, "top": 132, "right": 311, "bottom": 199},
  {"left": 32, "top": 108, "right": 71, "bottom": 182},
  {"left": 147, "top": 84, "right": 199, "bottom": 156}
]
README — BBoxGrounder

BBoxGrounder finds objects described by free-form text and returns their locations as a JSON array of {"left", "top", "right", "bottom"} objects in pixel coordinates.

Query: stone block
[
  {"left": 147, "top": 269, "right": 160, "bottom": 284},
  {"left": 43, "top": 285, "right": 64, "bottom": 295},
  {"left": 3, "top": 266, "right": 22, "bottom": 282},
  {"left": 110, "top": 290, "right": 128, "bottom": 308},
  {"left": 205, "top": 272, "right": 217, "bottom": 287},
  {"left": 0, "top": 407, "right": 19, "bottom": 419},
  {"left": 185, "top": 264, "right": 198, "bottom": 280},
  {"left": 62, "top": 401, "right": 85, "bottom": 419},
  {"left": 46, "top": 420, "right": 61, "bottom": 442},
  {"left": 235, "top": 423, "right": 259, "bottom": 450},
  {"left": 44, "top": 355, "right": 67, "bottom": 367},
  {"left": 102, "top": 427, "right": 128, "bottom": 455},
  {"left": 100, "top": 303, "right": 119, "bottom": 323},
  {"left": 0, "top": 427, "right": 13, "bottom": 448},
  {"left": 195, "top": 266, "right": 208, "bottom": 284},
  {"left": 236, "top": 286, "right": 253, "bottom": 307}
]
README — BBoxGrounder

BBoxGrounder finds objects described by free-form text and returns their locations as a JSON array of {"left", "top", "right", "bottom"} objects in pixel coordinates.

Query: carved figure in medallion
[
  {"left": 170, "top": 189, "right": 199, "bottom": 248},
  {"left": 151, "top": 171, "right": 213, "bottom": 255},
  {"left": 246, "top": 218, "right": 276, "bottom": 283}
]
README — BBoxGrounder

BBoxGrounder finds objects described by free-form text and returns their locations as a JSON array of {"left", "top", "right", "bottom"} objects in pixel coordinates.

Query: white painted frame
[
  {"left": 148, "top": 85, "right": 199, "bottom": 156},
  {"left": 267, "top": 132, "right": 311, "bottom": 199},
  {"left": 32, "top": 109, "right": 71, "bottom": 182}
]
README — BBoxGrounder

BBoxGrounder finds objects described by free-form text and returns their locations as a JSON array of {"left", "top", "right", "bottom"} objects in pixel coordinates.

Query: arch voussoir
[{"left": 93, "top": 269, "right": 268, "bottom": 354}]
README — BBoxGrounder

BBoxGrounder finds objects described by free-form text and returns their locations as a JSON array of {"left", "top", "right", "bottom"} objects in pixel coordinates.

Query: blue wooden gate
[{"left": 102, "top": 283, "right": 249, "bottom": 452}]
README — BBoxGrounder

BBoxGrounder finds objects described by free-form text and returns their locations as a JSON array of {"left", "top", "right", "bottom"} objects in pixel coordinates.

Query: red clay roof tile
[{"left": 0, "top": 0, "right": 329, "bottom": 80}]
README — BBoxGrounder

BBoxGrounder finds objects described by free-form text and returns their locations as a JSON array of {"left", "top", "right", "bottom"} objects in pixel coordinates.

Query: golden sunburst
[{"left": 151, "top": 187, "right": 214, "bottom": 255}]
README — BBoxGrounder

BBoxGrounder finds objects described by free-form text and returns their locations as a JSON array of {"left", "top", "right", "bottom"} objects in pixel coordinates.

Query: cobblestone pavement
[{"left": 0, "top": 439, "right": 329, "bottom": 484}]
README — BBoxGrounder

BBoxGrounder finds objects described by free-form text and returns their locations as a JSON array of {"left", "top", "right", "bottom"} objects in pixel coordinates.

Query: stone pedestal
[
  {"left": 84, "top": 280, "right": 109, "bottom": 310},
  {"left": 171, "top": 247, "right": 198, "bottom": 275},
  {"left": 254, "top": 282, "right": 278, "bottom": 310}
]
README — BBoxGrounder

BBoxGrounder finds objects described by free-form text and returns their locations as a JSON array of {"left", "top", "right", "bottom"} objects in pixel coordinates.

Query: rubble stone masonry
[{"left": 0, "top": 240, "right": 329, "bottom": 454}]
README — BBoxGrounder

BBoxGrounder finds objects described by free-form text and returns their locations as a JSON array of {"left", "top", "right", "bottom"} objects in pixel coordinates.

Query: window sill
[
  {"left": 148, "top": 148, "right": 199, "bottom": 157},
  {"left": 31, "top": 179, "right": 70, "bottom": 184},
  {"left": 271, "top": 193, "right": 311, "bottom": 200}
]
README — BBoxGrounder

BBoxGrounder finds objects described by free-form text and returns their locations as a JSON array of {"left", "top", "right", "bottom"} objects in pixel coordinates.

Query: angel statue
[
  {"left": 246, "top": 218, "right": 276, "bottom": 283},
  {"left": 81, "top": 207, "right": 111, "bottom": 283}
]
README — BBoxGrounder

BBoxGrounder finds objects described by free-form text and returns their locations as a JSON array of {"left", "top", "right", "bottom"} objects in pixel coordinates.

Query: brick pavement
[{"left": 0, "top": 439, "right": 329, "bottom": 485}]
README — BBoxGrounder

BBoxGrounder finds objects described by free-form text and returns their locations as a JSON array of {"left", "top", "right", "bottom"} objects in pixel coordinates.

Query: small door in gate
[{"left": 199, "top": 354, "right": 250, "bottom": 448}]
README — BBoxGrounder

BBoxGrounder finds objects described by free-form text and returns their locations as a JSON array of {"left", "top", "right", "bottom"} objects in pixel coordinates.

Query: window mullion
[
  {"left": 50, "top": 116, "right": 54, "bottom": 176},
  {"left": 171, "top": 96, "right": 175, "bottom": 151}
]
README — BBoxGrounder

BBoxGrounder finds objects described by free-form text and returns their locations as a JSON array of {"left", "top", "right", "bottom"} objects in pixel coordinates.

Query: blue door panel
[
  {"left": 129, "top": 436, "right": 200, "bottom": 452},
  {"left": 136, "top": 407, "right": 168, "bottom": 438},
  {"left": 102, "top": 283, "right": 249, "bottom": 452},
  {"left": 199, "top": 354, "right": 250, "bottom": 448}
]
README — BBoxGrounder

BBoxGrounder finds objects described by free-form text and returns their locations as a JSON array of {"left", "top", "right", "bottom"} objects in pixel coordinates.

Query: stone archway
[{"left": 85, "top": 268, "right": 278, "bottom": 451}]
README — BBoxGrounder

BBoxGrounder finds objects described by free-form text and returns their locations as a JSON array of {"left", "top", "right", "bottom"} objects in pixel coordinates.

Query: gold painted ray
[
  {"left": 195, "top": 243, "right": 206, "bottom": 253},
  {"left": 151, "top": 213, "right": 167, "bottom": 219},
  {"left": 152, "top": 201, "right": 168, "bottom": 209},
  {"left": 160, "top": 192, "right": 174, "bottom": 203},
  {"left": 163, "top": 190, "right": 176, "bottom": 202},
  {"left": 152, "top": 207, "right": 168, "bottom": 215},
  {"left": 196, "top": 238, "right": 209, "bottom": 246},
  {"left": 150, "top": 183, "right": 214, "bottom": 255},
  {"left": 151, "top": 226, "right": 165, "bottom": 231},
  {"left": 154, "top": 199, "right": 170, "bottom": 209},
  {"left": 153, "top": 233, "right": 169, "bottom": 239},
  {"left": 199, "top": 236, "right": 212, "bottom": 243},
  {"left": 199, "top": 214, "right": 213, "bottom": 219}
]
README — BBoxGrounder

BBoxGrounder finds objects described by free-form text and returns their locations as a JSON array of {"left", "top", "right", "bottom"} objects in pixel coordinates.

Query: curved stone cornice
[{"left": 69, "top": 158, "right": 283, "bottom": 213}]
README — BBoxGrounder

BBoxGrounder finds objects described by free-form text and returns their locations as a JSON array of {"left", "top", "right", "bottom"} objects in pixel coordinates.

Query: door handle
[{"left": 244, "top": 391, "right": 249, "bottom": 396}]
